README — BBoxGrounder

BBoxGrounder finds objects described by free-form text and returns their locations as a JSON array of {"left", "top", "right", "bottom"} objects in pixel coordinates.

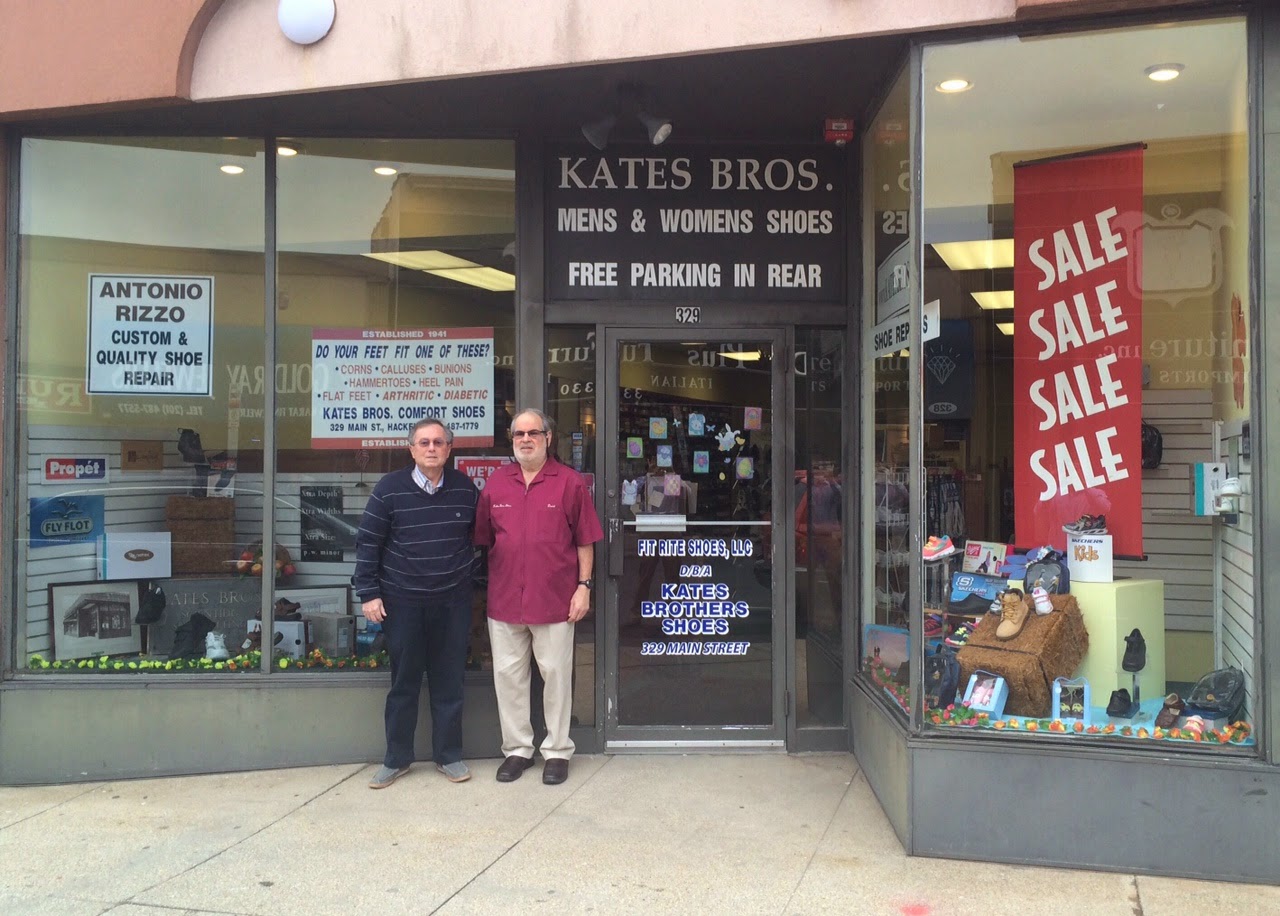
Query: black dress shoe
[
  {"left": 542, "top": 758, "right": 569, "bottom": 785},
  {"left": 1107, "top": 688, "right": 1135, "bottom": 718},
  {"left": 496, "top": 755, "right": 534, "bottom": 782},
  {"left": 1122, "top": 628, "right": 1146, "bottom": 672}
]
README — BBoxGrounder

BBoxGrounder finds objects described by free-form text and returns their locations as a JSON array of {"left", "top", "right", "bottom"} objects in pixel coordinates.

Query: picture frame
[
  {"left": 48, "top": 580, "right": 142, "bottom": 661},
  {"left": 275, "top": 585, "right": 353, "bottom": 617}
]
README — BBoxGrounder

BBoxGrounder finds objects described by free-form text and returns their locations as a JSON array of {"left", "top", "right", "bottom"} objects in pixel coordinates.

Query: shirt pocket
[{"left": 531, "top": 507, "right": 569, "bottom": 542}]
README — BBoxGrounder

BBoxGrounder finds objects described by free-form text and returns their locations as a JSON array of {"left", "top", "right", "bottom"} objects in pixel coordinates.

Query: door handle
[{"left": 608, "top": 517, "right": 623, "bottom": 577}]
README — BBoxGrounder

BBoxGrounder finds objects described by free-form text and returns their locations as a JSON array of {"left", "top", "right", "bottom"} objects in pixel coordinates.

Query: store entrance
[{"left": 602, "top": 328, "right": 784, "bottom": 748}]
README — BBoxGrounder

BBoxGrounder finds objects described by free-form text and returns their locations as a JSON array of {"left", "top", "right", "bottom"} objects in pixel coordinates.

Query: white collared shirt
[{"left": 412, "top": 466, "right": 444, "bottom": 494}]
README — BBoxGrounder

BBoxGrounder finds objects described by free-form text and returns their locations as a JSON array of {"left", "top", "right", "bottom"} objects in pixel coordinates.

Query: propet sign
[
  {"left": 87, "top": 274, "right": 214, "bottom": 396},
  {"left": 44, "top": 456, "right": 109, "bottom": 485},
  {"left": 546, "top": 146, "right": 845, "bottom": 302}
]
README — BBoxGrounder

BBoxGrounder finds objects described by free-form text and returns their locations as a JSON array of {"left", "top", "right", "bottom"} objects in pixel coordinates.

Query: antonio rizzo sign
[{"left": 547, "top": 146, "right": 844, "bottom": 301}]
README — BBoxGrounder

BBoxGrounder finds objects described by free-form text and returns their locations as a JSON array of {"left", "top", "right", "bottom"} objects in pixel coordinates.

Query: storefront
[{"left": 2, "top": 0, "right": 1277, "bottom": 883}]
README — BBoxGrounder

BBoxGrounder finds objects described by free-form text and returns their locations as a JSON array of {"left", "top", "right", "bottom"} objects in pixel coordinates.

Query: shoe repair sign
[
  {"left": 86, "top": 274, "right": 214, "bottom": 396},
  {"left": 1012, "top": 145, "right": 1144, "bottom": 557}
]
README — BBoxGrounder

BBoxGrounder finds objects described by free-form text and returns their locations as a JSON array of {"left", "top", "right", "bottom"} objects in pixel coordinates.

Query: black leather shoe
[
  {"left": 1107, "top": 688, "right": 1135, "bottom": 718},
  {"left": 496, "top": 755, "right": 534, "bottom": 782},
  {"left": 542, "top": 758, "right": 569, "bottom": 785},
  {"left": 1122, "top": 628, "right": 1146, "bottom": 672}
]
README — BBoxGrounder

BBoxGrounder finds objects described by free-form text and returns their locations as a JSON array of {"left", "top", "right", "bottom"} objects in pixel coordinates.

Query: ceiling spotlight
[
  {"left": 277, "top": 144, "right": 299, "bottom": 157},
  {"left": 373, "top": 166, "right": 398, "bottom": 176},
  {"left": 935, "top": 78, "right": 973, "bottom": 93},
  {"left": 1145, "top": 63, "right": 1184, "bottom": 82},
  {"left": 580, "top": 82, "right": 672, "bottom": 150},
  {"left": 219, "top": 164, "right": 245, "bottom": 175},
  {"left": 638, "top": 110, "right": 673, "bottom": 146},
  {"left": 581, "top": 113, "right": 617, "bottom": 151}
]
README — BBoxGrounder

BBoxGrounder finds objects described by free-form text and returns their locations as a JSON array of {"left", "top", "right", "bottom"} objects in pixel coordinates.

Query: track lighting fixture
[{"left": 580, "top": 83, "right": 672, "bottom": 150}]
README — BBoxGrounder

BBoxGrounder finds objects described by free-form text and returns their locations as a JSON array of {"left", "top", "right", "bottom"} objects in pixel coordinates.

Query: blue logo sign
[{"left": 29, "top": 495, "right": 105, "bottom": 548}]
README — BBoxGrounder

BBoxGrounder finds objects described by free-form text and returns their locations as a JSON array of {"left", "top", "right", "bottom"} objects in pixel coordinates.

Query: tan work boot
[{"left": 995, "top": 589, "right": 1029, "bottom": 640}]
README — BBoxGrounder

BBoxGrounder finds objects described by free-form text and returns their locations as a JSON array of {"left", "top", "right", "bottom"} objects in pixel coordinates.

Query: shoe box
[
  {"left": 246, "top": 619, "right": 309, "bottom": 659},
  {"left": 304, "top": 613, "right": 356, "bottom": 657}
]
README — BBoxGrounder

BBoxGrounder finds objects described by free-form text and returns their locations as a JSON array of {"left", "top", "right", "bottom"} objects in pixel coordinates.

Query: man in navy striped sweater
[{"left": 354, "top": 418, "right": 479, "bottom": 789}]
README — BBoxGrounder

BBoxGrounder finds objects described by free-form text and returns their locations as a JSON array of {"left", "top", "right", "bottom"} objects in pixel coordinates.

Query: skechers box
[{"left": 947, "top": 572, "right": 1004, "bottom": 615}]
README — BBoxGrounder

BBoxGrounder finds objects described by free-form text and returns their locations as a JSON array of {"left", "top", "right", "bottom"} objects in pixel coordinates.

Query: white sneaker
[
  {"left": 1032, "top": 587, "right": 1053, "bottom": 615},
  {"left": 205, "top": 631, "right": 230, "bottom": 660}
]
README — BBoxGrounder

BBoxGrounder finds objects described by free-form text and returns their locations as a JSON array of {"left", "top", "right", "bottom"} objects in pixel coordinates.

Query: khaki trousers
[{"left": 487, "top": 618, "right": 576, "bottom": 760}]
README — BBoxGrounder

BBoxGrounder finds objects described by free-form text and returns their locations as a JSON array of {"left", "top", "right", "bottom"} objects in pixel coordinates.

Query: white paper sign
[
  {"left": 87, "top": 274, "right": 213, "bottom": 396},
  {"left": 310, "top": 327, "right": 495, "bottom": 449}
]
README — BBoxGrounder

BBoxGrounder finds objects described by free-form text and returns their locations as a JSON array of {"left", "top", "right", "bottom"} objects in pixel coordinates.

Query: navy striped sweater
[{"left": 352, "top": 466, "right": 478, "bottom": 602}]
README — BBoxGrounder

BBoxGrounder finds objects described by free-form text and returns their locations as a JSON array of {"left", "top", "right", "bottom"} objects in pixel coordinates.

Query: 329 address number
[{"left": 675, "top": 306, "right": 701, "bottom": 324}]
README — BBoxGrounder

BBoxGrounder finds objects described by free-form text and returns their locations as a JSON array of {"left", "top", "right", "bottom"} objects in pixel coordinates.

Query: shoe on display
[
  {"left": 1063, "top": 514, "right": 1108, "bottom": 535},
  {"left": 923, "top": 535, "right": 957, "bottom": 561},
  {"left": 1122, "top": 628, "right": 1147, "bottom": 672},
  {"left": 1154, "top": 693, "right": 1186, "bottom": 729},
  {"left": 1032, "top": 586, "right": 1053, "bottom": 615},
  {"left": 1106, "top": 688, "right": 1135, "bottom": 718},
  {"left": 944, "top": 620, "right": 976, "bottom": 649},
  {"left": 994, "top": 589, "right": 1029, "bottom": 640},
  {"left": 204, "top": 631, "right": 230, "bottom": 661},
  {"left": 1182, "top": 715, "right": 1206, "bottom": 739},
  {"left": 1219, "top": 477, "right": 1242, "bottom": 498},
  {"left": 924, "top": 615, "right": 945, "bottom": 638}
]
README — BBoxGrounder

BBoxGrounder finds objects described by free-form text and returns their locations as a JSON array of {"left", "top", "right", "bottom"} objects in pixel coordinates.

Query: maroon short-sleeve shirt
[{"left": 474, "top": 459, "right": 604, "bottom": 625}]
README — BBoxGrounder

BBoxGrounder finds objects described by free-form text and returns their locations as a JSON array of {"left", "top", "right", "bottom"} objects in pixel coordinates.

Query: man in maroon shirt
[{"left": 474, "top": 408, "right": 603, "bottom": 784}]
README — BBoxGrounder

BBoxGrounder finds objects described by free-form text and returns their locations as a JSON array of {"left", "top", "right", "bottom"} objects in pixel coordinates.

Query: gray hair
[
  {"left": 510, "top": 407, "right": 553, "bottom": 437},
  {"left": 408, "top": 417, "right": 454, "bottom": 446}
]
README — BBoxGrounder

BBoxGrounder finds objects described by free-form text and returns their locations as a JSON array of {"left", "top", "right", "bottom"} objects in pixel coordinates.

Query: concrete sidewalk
[{"left": 1, "top": 754, "right": 1275, "bottom": 915}]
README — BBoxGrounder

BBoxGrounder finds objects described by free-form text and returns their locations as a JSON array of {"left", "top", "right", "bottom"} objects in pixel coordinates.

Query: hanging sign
[
  {"left": 546, "top": 145, "right": 845, "bottom": 302},
  {"left": 310, "top": 327, "right": 495, "bottom": 449},
  {"left": 86, "top": 274, "right": 214, "bottom": 396},
  {"left": 1012, "top": 146, "right": 1144, "bottom": 556}
]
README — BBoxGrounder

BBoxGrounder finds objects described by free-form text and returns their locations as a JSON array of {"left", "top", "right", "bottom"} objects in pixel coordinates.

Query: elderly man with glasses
[
  {"left": 474, "top": 408, "right": 603, "bottom": 785},
  {"left": 354, "top": 418, "right": 479, "bottom": 789}
]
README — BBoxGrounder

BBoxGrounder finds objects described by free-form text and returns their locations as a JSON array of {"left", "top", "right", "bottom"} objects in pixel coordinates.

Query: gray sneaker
[
  {"left": 368, "top": 764, "right": 409, "bottom": 789},
  {"left": 436, "top": 761, "right": 471, "bottom": 783}
]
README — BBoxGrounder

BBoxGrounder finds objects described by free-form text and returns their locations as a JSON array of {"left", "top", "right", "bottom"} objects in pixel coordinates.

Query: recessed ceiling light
[
  {"left": 219, "top": 164, "right": 245, "bottom": 175},
  {"left": 935, "top": 78, "right": 972, "bottom": 94},
  {"left": 277, "top": 144, "right": 299, "bottom": 157},
  {"left": 373, "top": 166, "right": 398, "bottom": 176},
  {"left": 997, "top": 322, "right": 1015, "bottom": 336},
  {"left": 1145, "top": 63, "right": 1184, "bottom": 82}
]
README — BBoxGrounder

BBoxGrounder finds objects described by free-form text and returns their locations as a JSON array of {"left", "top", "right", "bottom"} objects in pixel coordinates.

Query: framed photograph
[
  {"left": 275, "top": 585, "right": 353, "bottom": 616},
  {"left": 48, "top": 580, "right": 142, "bottom": 661}
]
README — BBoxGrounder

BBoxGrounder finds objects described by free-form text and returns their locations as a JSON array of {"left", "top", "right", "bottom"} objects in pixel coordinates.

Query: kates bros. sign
[{"left": 546, "top": 146, "right": 845, "bottom": 302}]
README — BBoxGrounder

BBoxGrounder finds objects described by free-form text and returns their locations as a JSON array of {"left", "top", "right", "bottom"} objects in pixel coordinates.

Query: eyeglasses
[
  {"left": 512, "top": 429, "right": 547, "bottom": 439},
  {"left": 413, "top": 438, "right": 448, "bottom": 448}
]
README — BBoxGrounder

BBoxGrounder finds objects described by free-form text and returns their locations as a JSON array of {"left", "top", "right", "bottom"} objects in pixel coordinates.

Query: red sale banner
[{"left": 1012, "top": 146, "right": 1144, "bottom": 556}]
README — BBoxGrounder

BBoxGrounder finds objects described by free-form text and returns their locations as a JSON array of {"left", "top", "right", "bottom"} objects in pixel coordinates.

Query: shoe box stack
[{"left": 165, "top": 496, "right": 236, "bottom": 576}]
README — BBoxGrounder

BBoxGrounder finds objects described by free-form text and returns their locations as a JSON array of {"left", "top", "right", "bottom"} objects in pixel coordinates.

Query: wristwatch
[{"left": 578, "top": 579, "right": 594, "bottom": 590}]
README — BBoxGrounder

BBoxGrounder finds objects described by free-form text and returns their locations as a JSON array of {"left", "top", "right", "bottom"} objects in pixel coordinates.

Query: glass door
[{"left": 603, "top": 328, "right": 784, "bottom": 747}]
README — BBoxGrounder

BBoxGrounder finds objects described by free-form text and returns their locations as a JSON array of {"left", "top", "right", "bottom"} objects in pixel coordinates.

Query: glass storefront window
[
  {"left": 917, "top": 18, "right": 1255, "bottom": 749},
  {"left": 16, "top": 138, "right": 266, "bottom": 673},
  {"left": 276, "top": 139, "right": 515, "bottom": 675},
  {"left": 862, "top": 68, "right": 913, "bottom": 717},
  {"left": 795, "top": 327, "right": 845, "bottom": 726}
]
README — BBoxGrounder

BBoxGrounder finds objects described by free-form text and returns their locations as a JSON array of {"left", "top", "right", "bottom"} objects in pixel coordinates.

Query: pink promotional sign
[{"left": 1012, "top": 146, "right": 1144, "bottom": 556}]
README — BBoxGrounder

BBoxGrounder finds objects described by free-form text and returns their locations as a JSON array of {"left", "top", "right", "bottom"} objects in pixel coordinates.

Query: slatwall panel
[
  {"left": 1114, "top": 389, "right": 1214, "bottom": 632},
  {"left": 24, "top": 425, "right": 179, "bottom": 656},
  {"left": 1219, "top": 425, "right": 1254, "bottom": 714},
  {"left": 22, "top": 427, "right": 373, "bottom": 658}
]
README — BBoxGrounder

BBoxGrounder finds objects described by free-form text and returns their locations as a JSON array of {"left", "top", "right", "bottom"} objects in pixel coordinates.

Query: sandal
[{"left": 1154, "top": 693, "right": 1185, "bottom": 729}]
